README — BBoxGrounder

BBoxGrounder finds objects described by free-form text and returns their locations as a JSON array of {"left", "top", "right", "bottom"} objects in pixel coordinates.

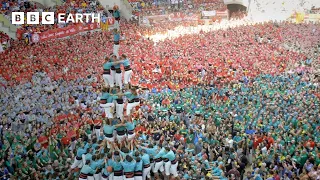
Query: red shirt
[
  {"left": 304, "top": 140, "right": 315, "bottom": 148},
  {"left": 94, "top": 119, "right": 103, "bottom": 126}
]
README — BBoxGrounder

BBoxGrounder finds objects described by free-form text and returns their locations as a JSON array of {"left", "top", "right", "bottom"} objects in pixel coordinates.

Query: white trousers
[
  {"left": 101, "top": 175, "right": 109, "bottom": 180},
  {"left": 111, "top": 70, "right": 116, "bottom": 85},
  {"left": 150, "top": 162, "right": 155, "bottom": 175},
  {"left": 95, "top": 128, "right": 101, "bottom": 139},
  {"left": 125, "top": 177, "right": 134, "bottom": 180},
  {"left": 71, "top": 157, "right": 83, "bottom": 169},
  {"left": 115, "top": 72, "right": 122, "bottom": 89},
  {"left": 164, "top": 161, "right": 171, "bottom": 176},
  {"left": 153, "top": 161, "right": 164, "bottom": 173},
  {"left": 114, "top": 20, "right": 120, "bottom": 30},
  {"left": 88, "top": 176, "right": 94, "bottom": 180},
  {"left": 100, "top": 103, "right": 114, "bottom": 119},
  {"left": 103, "top": 74, "right": 114, "bottom": 87},
  {"left": 126, "top": 103, "right": 134, "bottom": 116},
  {"left": 117, "top": 134, "right": 126, "bottom": 142},
  {"left": 82, "top": 154, "right": 86, "bottom": 166},
  {"left": 126, "top": 102, "right": 139, "bottom": 116},
  {"left": 124, "top": 70, "right": 132, "bottom": 85},
  {"left": 116, "top": 102, "right": 124, "bottom": 120},
  {"left": 134, "top": 176, "right": 142, "bottom": 180},
  {"left": 142, "top": 166, "right": 151, "bottom": 180},
  {"left": 94, "top": 173, "right": 101, "bottom": 180},
  {"left": 170, "top": 162, "right": 179, "bottom": 177},
  {"left": 127, "top": 133, "right": 135, "bottom": 141},
  {"left": 113, "top": 44, "right": 120, "bottom": 58},
  {"left": 79, "top": 178, "right": 87, "bottom": 180},
  {"left": 113, "top": 175, "right": 123, "bottom": 180}
]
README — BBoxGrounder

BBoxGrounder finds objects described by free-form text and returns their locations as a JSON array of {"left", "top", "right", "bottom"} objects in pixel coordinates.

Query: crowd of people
[
  {"left": 133, "top": 0, "right": 226, "bottom": 17},
  {"left": 1, "top": 2, "right": 320, "bottom": 180}
]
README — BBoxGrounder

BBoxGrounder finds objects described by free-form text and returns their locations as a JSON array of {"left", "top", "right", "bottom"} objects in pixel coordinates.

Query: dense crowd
[
  {"left": 1, "top": 4, "right": 320, "bottom": 180},
  {"left": 133, "top": 0, "right": 226, "bottom": 16}
]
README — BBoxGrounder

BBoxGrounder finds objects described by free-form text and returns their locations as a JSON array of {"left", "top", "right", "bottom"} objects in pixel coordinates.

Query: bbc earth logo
[{"left": 12, "top": 12, "right": 101, "bottom": 25}]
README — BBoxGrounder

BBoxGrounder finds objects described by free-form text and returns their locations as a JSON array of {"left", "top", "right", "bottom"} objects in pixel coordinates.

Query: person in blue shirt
[
  {"left": 139, "top": 144, "right": 158, "bottom": 177},
  {"left": 100, "top": 87, "right": 115, "bottom": 119},
  {"left": 71, "top": 143, "right": 87, "bottom": 169},
  {"left": 113, "top": 6, "right": 121, "bottom": 30},
  {"left": 102, "top": 57, "right": 115, "bottom": 89},
  {"left": 102, "top": 118, "right": 115, "bottom": 149},
  {"left": 140, "top": 149, "right": 151, "bottom": 180},
  {"left": 111, "top": 155, "right": 124, "bottom": 180},
  {"left": 134, "top": 157, "right": 143, "bottom": 180},
  {"left": 121, "top": 155, "right": 136, "bottom": 180},
  {"left": 113, "top": 29, "right": 120, "bottom": 58},
  {"left": 163, "top": 147, "right": 179, "bottom": 179},
  {"left": 153, "top": 145, "right": 166, "bottom": 179},
  {"left": 120, "top": 54, "right": 133, "bottom": 90},
  {"left": 91, "top": 155, "right": 104, "bottom": 180},
  {"left": 124, "top": 115, "right": 136, "bottom": 147},
  {"left": 79, "top": 160, "right": 96, "bottom": 180},
  {"left": 125, "top": 87, "right": 140, "bottom": 116}
]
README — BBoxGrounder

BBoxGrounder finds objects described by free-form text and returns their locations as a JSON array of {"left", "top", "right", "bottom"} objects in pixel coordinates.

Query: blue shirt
[
  {"left": 76, "top": 148, "right": 87, "bottom": 157},
  {"left": 113, "top": 10, "right": 120, "bottom": 18},
  {"left": 90, "top": 159, "right": 104, "bottom": 170},
  {"left": 141, "top": 154, "right": 150, "bottom": 165},
  {"left": 123, "top": 59, "right": 130, "bottom": 67},
  {"left": 101, "top": 92, "right": 110, "bottom": 100},
  {"left": 135, "top": 160, "right": 143, "bottom": 172},
  {"left": 121, "top": 160, "right": 136, "bottom": 173},
  {"left": 163, "top": 150, "right": 175, "bottom": 161},
  {"left": 103, "top": 62, "right": 112, "bottom": 70},
  {"left": 154, "top": 148, "right": 166, "bottom": 159},
  {"left": 111, "top": 160, "right": 123, "bottom": 171},
  {"left": 126, "top": 122, "right": 135, "bottom": 131},
  {"left": 103, "top": 125, "right": 115, "bottom": 135},
  {"left": 114, "top": 33, "right": 120, "bottom": 42},
  {"left": 141, "top": 147, "right": 157, "bottom": 158},
  {"left": 81, "top": 164, "right": 95, "bottom": 174}
]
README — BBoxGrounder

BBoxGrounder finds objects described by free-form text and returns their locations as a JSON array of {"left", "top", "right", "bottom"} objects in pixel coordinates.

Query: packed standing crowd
[
  {"left": 0, "top": 2, "right": 320, "bottom": 180},
  {"left": 131, "top": 0, "right": 226, "bottom": 16}
]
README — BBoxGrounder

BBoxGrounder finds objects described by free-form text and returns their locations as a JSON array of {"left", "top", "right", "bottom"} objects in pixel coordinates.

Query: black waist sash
[
  {"left": 105, "top": 133, "right": 113, "bottom": 138},
  {"left": 127, "top": 130, "right": 134, "bottom": 135},
  {"left": 103, "top": 69, "right": 111, "bottom": 74},
  {"left": 111, "top": 66, "right": 116, "bottom": 70},
  {"left": 155, "top": 158, "right": 162, "bottom": 162},
  {"left": 115, "top": 68, "right": 122, "bottom": 73},
  {"left": 79, "top": 173, "right": 88, "bottom": 179},
  {"left": 117, "top": 130, "right": 125, "bottom": 136},
  {"left": 163, "top": 158, "right": 169, "bottom": 162},
  {"left": 124, "top": 66, "right": 131, "bottom": 71},
  {"left": 114, "top": 170, "right": 123, "bottom": 176},
  {"left": 114, "top": 41, "right": 120, "bottom": 45},
  {"left": 124, "top": 172, "right": 134, "bottom": 178},
  {"left": 171, "top": 159, "right": 177, "bottom": 164},
  {"left": 102, "top": 173, "right": 109, "bottom": 178},
  {"left": 144, "top": 164, "right": 150, "bottom": 168},
  {"left": 116, "top": 99, "right": 124, "bottom": 104},
  {"left": 134, "top": 170, "right": 142, "bottom": 176}
]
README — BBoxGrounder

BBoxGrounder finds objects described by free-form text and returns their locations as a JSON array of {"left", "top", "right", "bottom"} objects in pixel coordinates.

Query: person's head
[
  {"left": 126, "top": 155, "right": 133, "bottom": 162},
  {"left": 165, "top": 147, "right": 170, "bottom": 152},
  {"left": 121, "top": 54, "right": 127, "bottom": 60}
]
